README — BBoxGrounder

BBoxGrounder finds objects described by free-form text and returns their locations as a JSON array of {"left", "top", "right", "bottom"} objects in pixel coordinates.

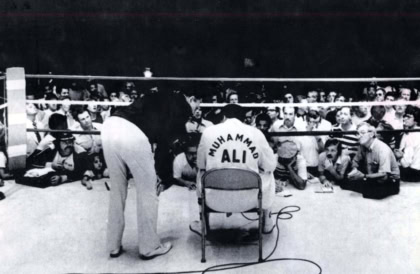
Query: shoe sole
[
  {"left": 140, "top": 244, "right": 172, "bottom": 260},
  {"left": 110, "top": 246, "right": 123, "bottom": 258}
]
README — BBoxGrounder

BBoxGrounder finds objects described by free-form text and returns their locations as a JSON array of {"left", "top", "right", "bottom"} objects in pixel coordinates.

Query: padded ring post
[{"left": 6, "top": 67, "right": 26, "bottom": 171}]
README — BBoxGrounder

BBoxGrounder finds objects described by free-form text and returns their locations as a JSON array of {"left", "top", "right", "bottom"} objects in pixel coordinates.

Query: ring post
[{"left": 6, "top": 67, "right": 27, "bottom": 171}]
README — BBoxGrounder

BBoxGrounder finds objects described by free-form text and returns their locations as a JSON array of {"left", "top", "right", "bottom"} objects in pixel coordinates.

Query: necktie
[{"left": 33, "top": 121, "right": 42, "bottom": 142}]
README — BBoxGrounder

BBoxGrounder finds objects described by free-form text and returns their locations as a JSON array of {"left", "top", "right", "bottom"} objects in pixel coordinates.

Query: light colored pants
[{"left": 102, "top": 117, "right": 161, "bottom": 255}]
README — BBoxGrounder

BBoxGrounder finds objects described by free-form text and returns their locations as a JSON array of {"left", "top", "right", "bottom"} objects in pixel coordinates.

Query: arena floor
[{"left": 0, "top": 178, "right": 419, "bottom": 274}]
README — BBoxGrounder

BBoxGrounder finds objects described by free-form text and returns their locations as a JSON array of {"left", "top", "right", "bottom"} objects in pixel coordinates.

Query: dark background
[{"left": 1, "top": 1, "right": 420, "bottom": 79}]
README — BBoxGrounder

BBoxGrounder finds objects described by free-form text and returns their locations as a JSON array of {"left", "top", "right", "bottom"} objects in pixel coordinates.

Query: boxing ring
[{"left": 0, "top": 67, "right": 419, "bottom": 273}]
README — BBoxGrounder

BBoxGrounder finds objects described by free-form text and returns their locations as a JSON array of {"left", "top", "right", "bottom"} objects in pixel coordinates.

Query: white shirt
[
  {"left": 0, "top": 151, "right": 7, "bottom": 168},
  {"left": 399, "top": 129, "right": 420, "bottom": 170},
  {"left": 71, "top": 122, "right": 102, "bottom": 155},
  {"left": 198, "top": 118, "right": 276, "bottom": 175},
  {"left": 26, "top": 119, "right": 45, "bottom": 156},
  {"left": 173, "top": 153, "right": 197, "bottom": 181}
]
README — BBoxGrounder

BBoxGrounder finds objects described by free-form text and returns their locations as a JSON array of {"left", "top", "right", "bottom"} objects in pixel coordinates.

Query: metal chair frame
[{"left": 200, "top": 168, "right": 263, "bottom": 263}]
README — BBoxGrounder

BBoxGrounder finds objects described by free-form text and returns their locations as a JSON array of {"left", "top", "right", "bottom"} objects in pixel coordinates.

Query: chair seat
[{"left": 205, "top": 189, "right": 259, "bottom": 213}]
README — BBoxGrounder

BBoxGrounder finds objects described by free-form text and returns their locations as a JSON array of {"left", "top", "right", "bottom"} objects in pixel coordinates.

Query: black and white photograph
[{"left": 0, "top": 1, "right": 419, "bottom": 273}]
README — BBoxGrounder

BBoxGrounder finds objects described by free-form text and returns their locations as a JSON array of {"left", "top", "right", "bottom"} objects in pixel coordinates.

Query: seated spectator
[
  {"left": 274, "top": 140, "right": 307, "bottom": 191},
  {"left": 86, "top": 99, "right": 103, "bottom": 124},
  {"left": 366, "top": 105, "right": 396, "bottom": 149},
  {"left": 376, "top": 88, "right": 385, "bottom": 102},
  {"left": 383, "top": 91, "right": 398, "bottom": 125},
  {"left": 307, "top": 90, "right": 318, "bottom": 103},
  {"left": 365, "top": 84, "right": 377, "bottom": 101},
  {"left": 26, "top": 103, "right": 45, "bottom": 156},
  {"left": 100, "top": 98, "right": 112, "bottom": 121},
  {"left": 69, "top": 82, "right": 90, "bottom": 101},
  {"left": 172, "top": 137, "right": 199, "bottom": 190},
  {"left": 57, "top": 97, "right": 79, "bottom": 128},
  {"left": 41, "top": 93, "right": 59, "bottom": 128},
  {"left": 345, "top": 122, "right": 400, "bottom": 199},
  {"left": 394, "top": 105, "right": 420, "bottom": 182},
  {"left": 227, "top": 90, "right": 239, "bottom": 104},
  {"left": 318, "top": 138, "right": 351, "bottom": 187},
  {"left": 306, "top": 108, "right": 332, "bottom": 143},
  {"left": 88, "top": 80, "right": 108, "bottom": 100},
  {"left": 327, "top": 91, "right": 337, "bottom": 103},
  {"left": 399, "top": 87, "right": 414, "bottom": 101},
  {"left": 335, "top": 93, "right": 346, "bottom": 102},
  {"left": 319, "top": 90, "right": 326, "bottom": 102},
  {"left": 352, "top": 104, "right": 370, "bottom": 126},
  {"left": 299, "top": 110, "right": 326, "bottom": 176},
  {"left": 25, "top": 132, "right": 89, "bottom": 187},
  {"left": 36, "top": 113, "right": 68, "bottom": 151},
  {"left": 283, "top": 93, "right": 294, "bottom": 103},
  {"left": 130, "top": 90, "right": 140, "bottom": 101},
  {"left": 186, "top": 107, "right": 213, "bottom": 133},
  {"left": 58, "top": 87, "right": 70, "bottom": 99},
  {"left": 109, "top": 92, "right": 119, "bottom": 102},
  {"left": 82, "top": 153, "right": 109, "bottom": 190},
  {"left": 387, "top": 99, "right": 406, "bottom": 130},
  {"left": 267, "top": 106, "right": 282, "bottom": 131},
  {"left": 331, "top": 106, "right": 359, "bottom": 158},
  {"left": 295, "top": 99, "right": 308, "bottom": 125},
  {"left": 243, "top": 109, "right": 254, "bottom": 125},
  {"left": 71, "top": 108, "right": 102, "bottom": 155}
]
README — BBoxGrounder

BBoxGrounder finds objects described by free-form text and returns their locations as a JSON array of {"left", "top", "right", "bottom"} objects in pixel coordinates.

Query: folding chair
[{"left": 200, "top": 168, "right": 263, "bottom": 263}]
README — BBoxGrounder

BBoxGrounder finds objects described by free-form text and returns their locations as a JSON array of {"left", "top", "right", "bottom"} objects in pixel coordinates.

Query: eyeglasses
[{"left": 356, "top": 130, "right": 371, "bottom": 136}]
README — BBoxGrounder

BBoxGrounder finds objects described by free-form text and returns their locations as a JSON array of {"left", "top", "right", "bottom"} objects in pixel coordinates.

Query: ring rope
[
  {"left": 26, "top": 99, "right": 419, "bottom": 108},
  {"left": 26, "top": 99, "right": 130, "bottom": 106},
  {"left": 25, "top": 74, "right": 420, "bottom": 82},
  {"left": 27, "top": 128, "right": 420, "bottom": 136},
  {"left": 0, "top": 103, "right": 8, "bottom": 110},
  {"left": 201, "top": 100, "right": 420, "bottom": 108}
]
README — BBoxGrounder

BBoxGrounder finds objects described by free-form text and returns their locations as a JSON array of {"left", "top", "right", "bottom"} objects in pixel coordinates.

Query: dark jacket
[
  {"left": 27, "top": 146, "right": 89, "bottom": 182},
  {"left": 113, "top": 92, "right": 193, "bottom": 180}
]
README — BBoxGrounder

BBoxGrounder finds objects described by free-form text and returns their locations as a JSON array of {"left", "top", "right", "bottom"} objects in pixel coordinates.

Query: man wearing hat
[
  {"left": 25, "top": 132, "right": 89, "bottom": 187},
  {"left": 194, "top": 104, "right": 277, "bottom": 234}
]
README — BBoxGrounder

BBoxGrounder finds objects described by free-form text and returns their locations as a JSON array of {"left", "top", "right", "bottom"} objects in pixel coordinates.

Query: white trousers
[{"left": 102, "top": 117, "right": 161, "bottom": 255}]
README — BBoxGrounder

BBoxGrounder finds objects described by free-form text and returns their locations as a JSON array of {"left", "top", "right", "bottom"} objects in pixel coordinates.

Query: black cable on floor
[{"left": 139, "top": 205, "right": 322, "bottom": 274}]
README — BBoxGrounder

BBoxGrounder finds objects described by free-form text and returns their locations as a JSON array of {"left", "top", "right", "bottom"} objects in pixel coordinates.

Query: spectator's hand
[
  {"left": 323, "top": 180, "right": 332, "bottom": 188},
  {"left": 393, "top": 149, "right": 403, "bottom": 160},
  {"left": 52, "top": 162, "right": 64, "bottom": 171},
  {"left": 348, "top": 169, "right": 364, "bottom": 181},
  {"left": 324, "top": 159, "right": 334, "bottom": 171},
  {"left": 50, "top": 175, "right": 61, "bottom": 186},
  {"left": 156, "top": 175, "right": 164, "bottom": 196},
  {"left": 187, "top": 183, "right": 197, "bottom": 191},
  {"left": 287, "top": 157, "right": 297, "bottom": 168}
]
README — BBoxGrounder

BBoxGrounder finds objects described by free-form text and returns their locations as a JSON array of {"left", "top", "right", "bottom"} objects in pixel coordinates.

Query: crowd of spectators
[{"left": 0, "top": 79, "right": 419, "bottom": 195}]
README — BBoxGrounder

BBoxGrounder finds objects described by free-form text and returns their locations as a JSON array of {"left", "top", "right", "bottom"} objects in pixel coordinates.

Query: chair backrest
[{"left": 202, "top": 168, "right": 261, "bottom": 191}]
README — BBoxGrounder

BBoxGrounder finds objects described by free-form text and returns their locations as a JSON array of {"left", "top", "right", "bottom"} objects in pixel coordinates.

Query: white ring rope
[
  {"left": 0, "top": 103, "right": 8, "bottom": 110},
  {"left": 26, "top": 99, "right": 130, "bottom": 106},
  {"left": 25, "top": 74, "right": 420, "bottom": 82},
  {"left": 26, "top": 99, "right": 419, "bottom": 108}
]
